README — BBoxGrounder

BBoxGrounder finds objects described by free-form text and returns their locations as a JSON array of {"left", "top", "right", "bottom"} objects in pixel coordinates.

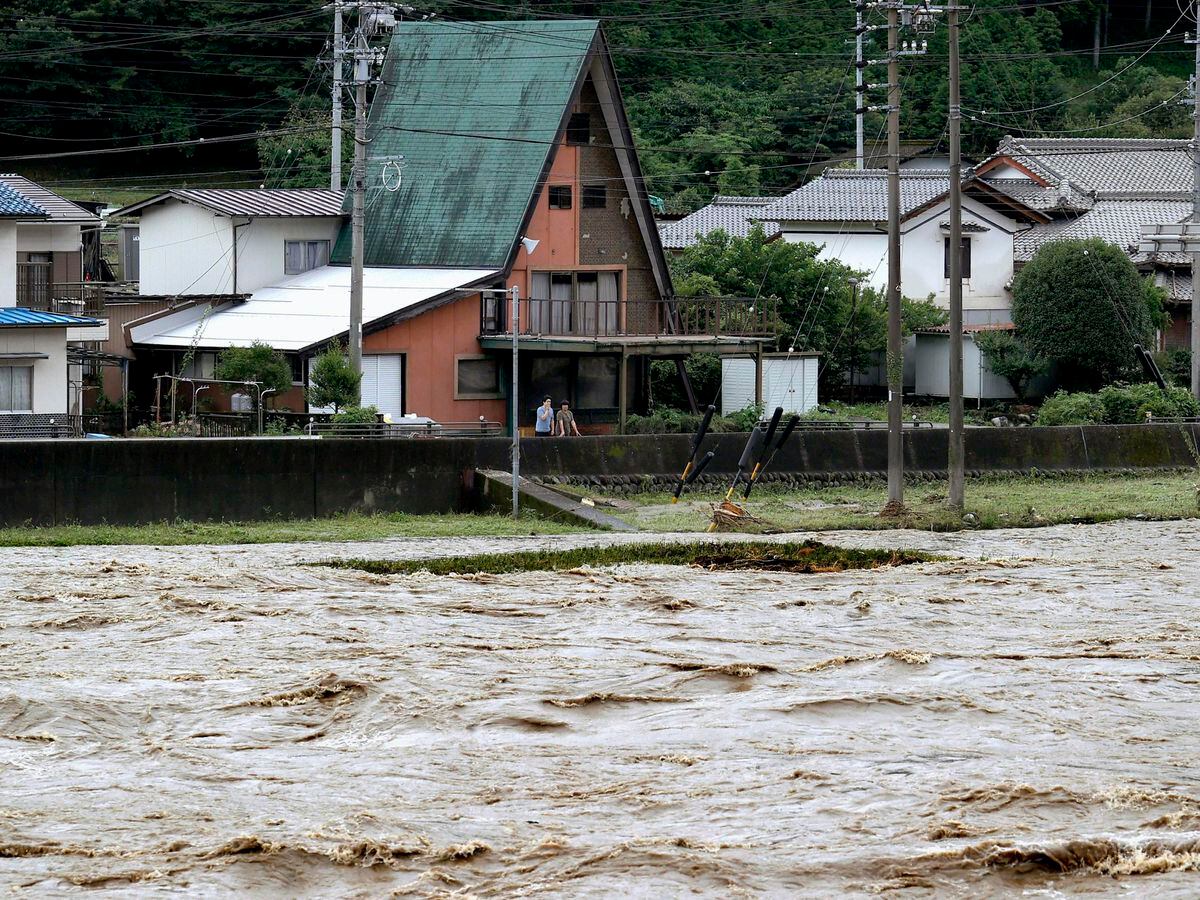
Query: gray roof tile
[
  {"left": 0, "top": 180, "right": 47, "bottom": 218},
  {"left": 0, "top": 175, "right": 98, "bottom": 223},
  {"left": 760, "top": 169, "right": 951, "bottom": 222},
  {"left": 986, "top": 137, "right": 1191, "bottom": 197},
  {"left": 657, "top": 195, "right": 778, "bottom": 249},
  {"left": 1014, "top": 199, "right": 1192, "bottom": 261}
]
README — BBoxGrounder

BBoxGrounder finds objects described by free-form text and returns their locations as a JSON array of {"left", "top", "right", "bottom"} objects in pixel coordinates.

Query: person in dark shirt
[{"left": 555, "top": 400, "right": 581, "bottom": 436}]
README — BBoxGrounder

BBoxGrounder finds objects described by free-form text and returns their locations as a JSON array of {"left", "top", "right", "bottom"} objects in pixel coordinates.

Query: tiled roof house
[{"left": 658, "top": 196, "right": 779, "bottom": 251}]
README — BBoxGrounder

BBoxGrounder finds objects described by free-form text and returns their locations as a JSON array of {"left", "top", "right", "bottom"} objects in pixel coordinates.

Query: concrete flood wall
[{"left": 1, "top": 424, "right": 1197, "bottom": 526}]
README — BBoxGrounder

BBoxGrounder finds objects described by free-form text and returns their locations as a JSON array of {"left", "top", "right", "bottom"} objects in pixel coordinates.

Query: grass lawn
[
  {"left": 588, "top": 472, "right": 1200, "bottom": 533},
  {"left": 0, "top": 511, "right": 581, "bottom": 548}
]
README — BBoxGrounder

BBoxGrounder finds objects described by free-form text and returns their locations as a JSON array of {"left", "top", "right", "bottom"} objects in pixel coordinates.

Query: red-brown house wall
[{"left": 364, "top": 294, "right": 507, "bottom": 424}]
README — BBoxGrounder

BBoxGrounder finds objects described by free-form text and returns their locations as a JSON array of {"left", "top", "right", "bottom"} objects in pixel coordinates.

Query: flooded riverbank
[{"left": 2, "top": 521, "right": 1198, "bottom": 896}]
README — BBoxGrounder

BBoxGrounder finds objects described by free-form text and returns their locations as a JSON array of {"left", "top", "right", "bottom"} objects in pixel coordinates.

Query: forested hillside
[{"left": 0, "top": 0, "right": 1190, "bottom": 209}]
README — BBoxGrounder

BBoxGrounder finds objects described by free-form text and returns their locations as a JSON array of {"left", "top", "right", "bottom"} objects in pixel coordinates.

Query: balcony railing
[
  {"left": 16, "top": 263, "right": 107, "bottom": 317},
  {"left": 480, "top": 295, "right": 778, "bottom": 339}
]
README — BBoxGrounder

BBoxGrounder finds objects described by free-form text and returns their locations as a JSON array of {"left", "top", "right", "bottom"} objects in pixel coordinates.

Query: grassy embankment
[
  {"left": 0, "top": 511, "right": 578, "bottom": 548},
  {"left": 0, "top": 472, "right": 1194, "bottom": 547},
  {"left": 320, "top": 540, "right": 937, "bottom": 576},
  {"left": 586, "top": 471, "right": 1200, "bottom": 533}
]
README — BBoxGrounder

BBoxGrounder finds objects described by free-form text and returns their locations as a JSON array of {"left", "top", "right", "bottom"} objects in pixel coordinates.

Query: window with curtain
[
  {"left": 284, "top": 240, "right": 331, "bottom": 276},
  {"left": 528, "top": 271, "right": 622, "bottom": 336},
  {"left": 0, "top": 366, "right": 33, "bottom": 412},
  {"left": 576, "top": 272, "right": 598, "bottom": 335},
  {"left": 550, "top": 272, "right": 573, "bottom": 334}
]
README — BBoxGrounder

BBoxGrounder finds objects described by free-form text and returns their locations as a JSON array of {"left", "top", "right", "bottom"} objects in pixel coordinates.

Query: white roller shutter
[{"left": 361, "top": 353, "right": 404, "bottom": 420}]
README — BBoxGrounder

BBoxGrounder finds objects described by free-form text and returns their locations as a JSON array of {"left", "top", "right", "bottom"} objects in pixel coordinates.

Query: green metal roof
[{"left": 331, "top": 19, "right": 599, "bottom": 268}]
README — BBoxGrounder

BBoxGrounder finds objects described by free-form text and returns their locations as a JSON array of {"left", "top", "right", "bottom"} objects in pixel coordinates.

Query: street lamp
[{"left": 482, "top": 236, "right": 539, "bottom": 519}]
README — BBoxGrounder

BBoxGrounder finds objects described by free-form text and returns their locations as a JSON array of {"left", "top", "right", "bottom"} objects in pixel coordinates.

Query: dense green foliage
[
  {"left": 1012, "top": 239, "right": 1157, "bottom": 392},
  {"left": 648, "top": 354, "right": 720, "bottom": 410},
  {"left": 1155, "top": 348, "right": 1192, "bottom": 388},
  {"left": 974, "top": 330, "right": 1047, "bottom": 400},
  {"left": 625, "top": 404, "right": 760, "bottom": 434},
  {"left": 1037, "top": 384, "right": 1199, "bottom": 426},
  {"left": 331, "top": 405, "right": 380, "bottom": 424},
  {"left": 667, "top": 225, "right": 945, "bottom": 397},
  {"left": 214, "top": 341, "right": 293, "bottom": 402},
  {"left": 306, "top": 342, "right": 361, "bottom": 412},
  {"left": 2, "top": 2, "right": 1189, "bottom": 205}
]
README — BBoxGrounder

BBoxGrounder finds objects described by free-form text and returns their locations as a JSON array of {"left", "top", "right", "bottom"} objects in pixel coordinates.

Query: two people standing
[{"left": 535, "top": 396, "right": 581, "bottom": 437}]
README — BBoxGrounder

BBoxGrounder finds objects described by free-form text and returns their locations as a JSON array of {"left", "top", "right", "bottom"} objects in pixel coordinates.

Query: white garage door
[{"left": 361, "top": 354, "right": 404, "bottom": 420}]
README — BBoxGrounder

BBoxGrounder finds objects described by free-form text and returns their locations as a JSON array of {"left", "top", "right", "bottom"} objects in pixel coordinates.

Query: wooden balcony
[{"left": 479, "top": 295, "right": 778, "bottom": 340}]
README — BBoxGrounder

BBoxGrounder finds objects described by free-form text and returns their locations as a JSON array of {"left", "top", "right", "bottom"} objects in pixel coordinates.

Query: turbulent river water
[{"left": 2, "top": 520, "right": 1199, "bottom": 897}]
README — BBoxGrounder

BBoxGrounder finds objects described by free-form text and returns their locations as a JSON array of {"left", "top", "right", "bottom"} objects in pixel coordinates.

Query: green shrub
[
  {"left": 1097, "top": 383, "right": 1198, "bottom": 423},
  {"left": 725, "top": 404, "right": 764, "bottom": 431},
  {"left": 1039, "top": 384, "right": 1199, "bottom": 426},
  {"left": 1012, "top": 238, "right": 1154, "bottom": 390},
  {"left": 331, "top": 405, "right": 379, "bottom": 424},
  {"left": 1036, "top": 390, "right": 1105, "bottom": 426},
  {"left": 1154, "top": 348, "right": 1191, "bottom": 387},
  {"left": 625, "top": 404, "right": 764, "bottom": 434}
]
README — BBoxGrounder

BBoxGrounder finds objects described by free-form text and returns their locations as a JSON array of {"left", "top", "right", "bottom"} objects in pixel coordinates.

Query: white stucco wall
[
  {"left": 914, "top": 332, "right": 1016, "bottom": 400},
  {"left": 16, "top": 223, "right": 81, "bottom": 253},
  {"left": 780, "top": 196, "right": 1026, "bottom": 319},
  {"left": 783, "top": 225, "right": 889, "bottom": 288},
  {"left": 0, "top": 326, "right": 69, "bottom": 413},
  {"left": 137, "top": 199, "right": 342, "bottom": 296},
  {"left": 0, "top": 222, "right": 15, "bottom": 307}
]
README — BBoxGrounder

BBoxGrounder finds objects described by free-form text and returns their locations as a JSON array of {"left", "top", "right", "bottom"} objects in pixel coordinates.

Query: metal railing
[
  {"left": 16, "top": 264, "right": 108, "bottom": 317},
  {"left": 305, "top": 419, "right": 503, "bottom": 439},
  {"left": 794, "top": 419, "right": 936, "bottom": 430},
  {"left": 481, "top": 295, "right": 778, "bottom": 338},
  {"left": 197, "top": 414, "right": 255, "bottom": 437}
]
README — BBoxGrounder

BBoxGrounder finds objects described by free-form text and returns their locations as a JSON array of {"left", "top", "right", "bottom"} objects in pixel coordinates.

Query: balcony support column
[
  {"left": 618, "top": 348, "right": 629, "bottom": 435},
  {"left": 754, "top": 342, "right": 764, "bottom": 410}
]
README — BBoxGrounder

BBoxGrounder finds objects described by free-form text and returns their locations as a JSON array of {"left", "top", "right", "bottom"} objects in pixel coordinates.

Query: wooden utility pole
[{"left": 947, "top": 5, "right": 965, "bottom": 508}]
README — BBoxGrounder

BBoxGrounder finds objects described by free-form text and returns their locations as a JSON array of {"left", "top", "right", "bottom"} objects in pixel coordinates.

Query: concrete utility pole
[
  {"left": 854, "top": 1, "right": 867, "bottom": 169},
  {"left": 346, "top": 2, "right": 397, "bottom": 376},
  {"left": 1191, "top": 6, "right": 1200, "bottom": 398},
  {"left": 331, "top": 2, "right": 344, "bottom": 192},
  {"left": 350, "top": 49, "right": 366, "bottom": 375},
  {"left": 947, "top": 5, "right": 965, "bottom": 508},
  {"left": 510, "top": 284, "right": 520, "bottom": 519},
  {"left": 885, "top": 4, "right": 904, "bottom": 506}
]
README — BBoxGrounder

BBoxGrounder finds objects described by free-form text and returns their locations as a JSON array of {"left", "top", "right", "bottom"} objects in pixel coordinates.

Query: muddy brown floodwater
[{"left": 2, "top": 521, "right": 1200, "bottom": 897}]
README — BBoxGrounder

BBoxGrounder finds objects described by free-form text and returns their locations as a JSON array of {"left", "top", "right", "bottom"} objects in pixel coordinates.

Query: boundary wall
[{"left": 0, "top": 424, "right": 1195, "bottom": 525}]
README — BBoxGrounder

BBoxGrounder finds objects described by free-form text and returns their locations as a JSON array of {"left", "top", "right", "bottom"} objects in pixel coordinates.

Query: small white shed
[
  {"left": 913, "top": 325, "right": 1016, "bottom": 401},
  {"left": 721, "top": 352, "right": 820, "bottom": 416}
]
